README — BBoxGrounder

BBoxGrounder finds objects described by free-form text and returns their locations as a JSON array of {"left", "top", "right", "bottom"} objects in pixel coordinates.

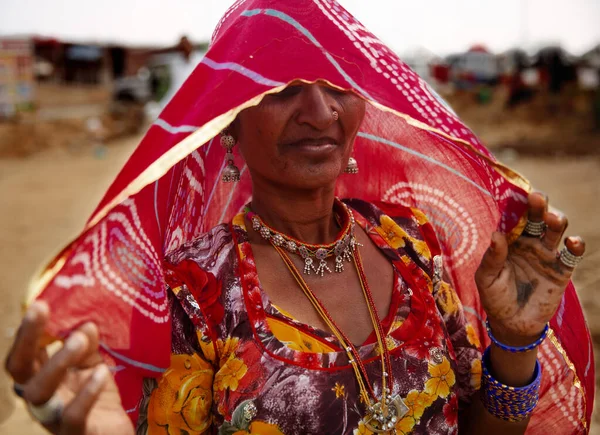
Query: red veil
[{"left": 29, "top": 1, "right": 593, "bottom": 432}]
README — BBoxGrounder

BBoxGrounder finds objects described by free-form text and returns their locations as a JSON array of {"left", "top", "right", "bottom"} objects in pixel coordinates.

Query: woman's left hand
[{"left": 475, "top": 192, "right": 585, "bottom": 344}]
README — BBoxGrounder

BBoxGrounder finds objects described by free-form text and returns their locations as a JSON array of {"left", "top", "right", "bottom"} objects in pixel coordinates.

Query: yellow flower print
[
  {"left": 466, "top": 323, "right": 481, "bottom": 348},
  {"left": 376, "top": 215, "right": 406, "bottom": 249},
  {"left": 410, "top": 207, "right": 430, "bottom": 226},
  {"left": 375, "top": 336, "right": 400, "bottom": 356},
  {"left": 435, "top": 282, "right": 461, "bottom": 315},
  {"left": 233, "top": 421, "right": 285, "bottom": 435},
  {"left": 196, "top": 334, "right": 242, "bottom": 367},
  {"left": 218, "top": 336, "right": 241, "bottom": 365},
  {"left": 232, "top": 212, "right": 247, "bottom": 229},
  {"left": 396, "top": 416, "right": 417, "bottom": 434},
  {"left": 377, "top": 215, "right": 432, "bottom": 260},
  {"left": 425, "top": 357, "right": 456, "bottom": 399},
  {"left": 410, "top": 238, "right": 431, "bottom": 260},
  {"left": 390, "top": 319, "right": 404, "bottom": 334},
  {"left": 332, "top": 382, "right": 346, "bottom": 399},
  {"left": 471, "top": 358, "right": 482, "bottom": 390},
  {"left": 215, "top": 357, "right": 248, "bottom": 391},
  {"left": 391, "top": 389, "right": 436, "bottom": 434},
  {"left": 404, "top": 389, "right": 436, "bottom": 421},
  {"left": 196, "top": 332, "right": 217, "bottom": 364},
  {"left": 148, "top": 353, "right": 214, "bottom": 434}
]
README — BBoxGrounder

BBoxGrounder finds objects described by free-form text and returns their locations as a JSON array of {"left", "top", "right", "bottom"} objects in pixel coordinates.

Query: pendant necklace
[
  {"left": 256, "top": 200, "right": 408, "bottom": 433},
  {"left": 246, "top": 199, "right": 361, "bottom": 277}
]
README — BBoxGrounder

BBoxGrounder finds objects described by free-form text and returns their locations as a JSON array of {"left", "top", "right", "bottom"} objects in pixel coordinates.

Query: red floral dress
[{"left": 135, "top": 200, "right": 481, "bottom": 435}]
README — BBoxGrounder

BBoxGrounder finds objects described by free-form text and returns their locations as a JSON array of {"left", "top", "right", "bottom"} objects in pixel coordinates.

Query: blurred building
[
  {"left": 401, "top": 47, "right": 441, "bottom": 85},
  {"left": 32, "top": 36, "right": 160, "bottom": 86},
  {"left": 0, "top": 38, "right": 34, "bottom": 118},
  {"left": 578, "top": 45, "right": 600, "bottom": 90},
  {"left": 445, "top": 45, "right": 500, "bottom": 87}
]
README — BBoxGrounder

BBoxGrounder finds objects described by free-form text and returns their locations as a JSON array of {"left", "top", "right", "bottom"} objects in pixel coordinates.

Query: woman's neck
[{"left": 249, "top": 185, "right": 339, "bottom": 245}]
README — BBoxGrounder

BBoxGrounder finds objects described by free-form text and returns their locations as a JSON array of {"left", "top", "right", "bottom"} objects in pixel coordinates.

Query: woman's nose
[{"left": 296, "top": 84, "right": 335, "bottom": 131}]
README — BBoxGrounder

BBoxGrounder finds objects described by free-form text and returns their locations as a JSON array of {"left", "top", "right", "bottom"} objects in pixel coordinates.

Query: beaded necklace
[
  {"left": 246, "top": 200, "right": 359, "bottom": 277},
  {"left": 246, "top": 200, "right": 408, "bottom": 433}
]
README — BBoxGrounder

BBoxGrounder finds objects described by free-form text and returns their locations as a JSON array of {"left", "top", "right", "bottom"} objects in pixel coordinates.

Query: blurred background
[{"left": 0, "top": 0, "right": 599, "bottom": 433}]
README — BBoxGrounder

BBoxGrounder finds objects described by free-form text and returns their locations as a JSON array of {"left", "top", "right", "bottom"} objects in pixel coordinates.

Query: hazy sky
[{"left": 1, "top": 0, "right": 599, "bottom": 55}]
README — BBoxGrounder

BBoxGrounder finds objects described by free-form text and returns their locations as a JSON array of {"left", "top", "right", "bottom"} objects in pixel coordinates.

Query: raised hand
[
  {"left": 475, "top": 192, "right": 585, "bottom": 344},
  {"left": 5, "top": 302, "right": 134, "bottom": 435}
]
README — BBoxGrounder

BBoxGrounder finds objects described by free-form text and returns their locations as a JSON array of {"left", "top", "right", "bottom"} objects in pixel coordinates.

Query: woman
[{"left": 5, "top": 1, "right": 593, "bottom": 434}]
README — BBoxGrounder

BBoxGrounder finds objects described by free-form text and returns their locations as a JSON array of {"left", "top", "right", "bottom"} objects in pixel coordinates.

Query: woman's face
[{"left": 233, "top": 82, "right": 366, "bottom": 191}]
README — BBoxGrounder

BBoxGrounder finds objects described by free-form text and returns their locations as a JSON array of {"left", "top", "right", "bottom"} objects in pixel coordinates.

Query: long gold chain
[{"left": 273, "top": 245, "right": 391, "bottom": 411}]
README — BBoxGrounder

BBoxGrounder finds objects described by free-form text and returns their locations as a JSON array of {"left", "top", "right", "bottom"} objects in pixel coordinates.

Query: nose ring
[{"left": 332, "top": 111, "right": 339, "bottom": 121}]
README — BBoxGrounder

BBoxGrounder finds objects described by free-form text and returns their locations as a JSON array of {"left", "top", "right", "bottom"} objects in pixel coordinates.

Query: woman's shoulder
[
  {"left": 163, "top": 222, "right": 238, "bottom": 326},
  {"left": 164, "top": 222, "right": 235, "bottom": 274},
  {"left": 343, "top": 198, "right": 432, "bottom": 228},
  {"left": 344, "top": 198, "right": 441, "bottom": 258}
]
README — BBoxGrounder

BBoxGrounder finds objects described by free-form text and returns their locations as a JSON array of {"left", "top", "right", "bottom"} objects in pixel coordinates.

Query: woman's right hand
[{"left": 5, "top": 301, "right": 134, "bottom": 435}]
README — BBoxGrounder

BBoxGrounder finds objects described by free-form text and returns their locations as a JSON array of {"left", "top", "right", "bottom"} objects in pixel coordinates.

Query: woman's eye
[
  {"left": 275, "top": 86, "right": 303, "bottom": 98},
  {"left": 325, "top": 86, "right": 346, "bottom": 97}
]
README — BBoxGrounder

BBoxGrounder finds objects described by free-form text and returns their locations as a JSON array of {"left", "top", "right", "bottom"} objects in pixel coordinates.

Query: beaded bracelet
[
  {"left": 481, "top": 347, "right": 542, "bottom": 422},
  {"left": 485, "top": 320, "right": 549, "bottom": 353}
]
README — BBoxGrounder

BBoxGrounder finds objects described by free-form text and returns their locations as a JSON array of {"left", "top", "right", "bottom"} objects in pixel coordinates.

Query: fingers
[
  {"left": 542, "top": 211, "right": 568, "bottom": 251},
  {"left": 476, "top": 232, "right": 509, "bottom": 289},
  {"left": 527, "top": 191, "right": 547, "bottom": 223},
  {"left": 76, "top": 323, "right": 103, "bottom": 368},
  {"left": 60, "top": 365, "right": 109, "bottom": 435},
  {"left": 565, "top": 236, "right": 585, "bottom": 256},
  {"left": 23, "top": 323, "right": 100, "bottom": 407},
  {"left": 5, "top": 301, "right": 50, "bottom": 384},
  {"left": 23, "top": 332, "right": 87, "bottom": 406}
]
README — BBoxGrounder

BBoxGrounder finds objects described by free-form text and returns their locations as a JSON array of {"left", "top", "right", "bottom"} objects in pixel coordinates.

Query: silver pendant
[
  {"left": 313, "top": 259, "right": 332, "bottom": 277},
  {"left": 304, "top": 257, "right": 313, "bottom": 275},
  {"left": 335, "top": 255, "right": 344, "bottom": 273},
  {"left": 429, "top": 347, "right": 444, "bottom": 364},
  {"left": 363, "top": 395, "right": 409, "bottom": 433}
]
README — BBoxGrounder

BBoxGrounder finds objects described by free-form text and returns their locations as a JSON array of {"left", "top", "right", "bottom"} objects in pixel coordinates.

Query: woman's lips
[{"left": 283, "top": 137, "right": 339, "bottom": 153}]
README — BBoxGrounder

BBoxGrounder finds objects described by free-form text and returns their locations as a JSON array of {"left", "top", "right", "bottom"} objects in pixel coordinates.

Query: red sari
[{"left": 29, "top": 1, "right": 593, "bottom": 432}]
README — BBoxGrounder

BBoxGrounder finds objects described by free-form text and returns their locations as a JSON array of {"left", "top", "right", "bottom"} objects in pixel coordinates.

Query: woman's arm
[
  {"left": 465, "top": 191, "right": 586, "bottom": 433},
  {"left": 461, "top": 337, "right": 539, "bottom": 434}
]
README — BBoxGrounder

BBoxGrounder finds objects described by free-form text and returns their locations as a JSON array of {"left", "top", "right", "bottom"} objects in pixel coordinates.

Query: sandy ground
[{"left": 0, "top": 136, "right": 598, "bottom": 434}]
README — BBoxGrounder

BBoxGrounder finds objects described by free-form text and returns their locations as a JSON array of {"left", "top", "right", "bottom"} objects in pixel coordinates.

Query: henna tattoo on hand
[{"left": 517, "top": 280, "right": 537, "bottom": 308}]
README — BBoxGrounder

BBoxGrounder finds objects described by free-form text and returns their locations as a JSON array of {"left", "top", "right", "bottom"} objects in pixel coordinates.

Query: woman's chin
[{"left": 278, "top": 164, "right": 345, "bottom": 191}]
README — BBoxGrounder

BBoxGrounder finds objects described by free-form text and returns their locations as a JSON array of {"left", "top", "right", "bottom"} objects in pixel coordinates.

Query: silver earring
[
  {"left": 345, "top": 156, "right": 359, "bottom": 174},
  {"left": 220, "top": 132, "right": 240, "bottom": 182},
  {"left": 332, "top": 110, "right": 339, "bottom": 121}
]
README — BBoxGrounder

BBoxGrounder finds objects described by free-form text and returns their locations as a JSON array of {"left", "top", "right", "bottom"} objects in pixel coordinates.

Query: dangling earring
[
  {"left": 221, "top": 131, "right": 241, "bottom": 182},
  {"left": 333, "top": 110, "right": 357, "bottom": 174},
  {"left": 345, "top": 156, "right": 359, "bottom": 174}
]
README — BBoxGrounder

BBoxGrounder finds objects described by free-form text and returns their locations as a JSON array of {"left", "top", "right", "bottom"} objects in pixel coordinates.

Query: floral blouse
[{"left": 135, "top": 200, "right": 482, "bottom": 435}]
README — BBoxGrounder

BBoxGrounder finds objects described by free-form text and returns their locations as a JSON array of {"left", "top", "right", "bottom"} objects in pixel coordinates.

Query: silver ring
[
  {"left": 332, "top": 110, "right": 339, "bottom": 121},
  {"left": 558, "top": 248, "right": 583, "bottom": 269},
  {"left": 523, "top": 220, "right": 546, "bottom": 237},
  {"left": 28, "top": 394, "right": 64, "bottom": 425}
]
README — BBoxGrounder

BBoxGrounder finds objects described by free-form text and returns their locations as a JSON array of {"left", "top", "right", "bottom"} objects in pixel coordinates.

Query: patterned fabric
[
  {"left": 138, "top": 201, "right": 480, "bottom": 434},
  {"left": 28, "top": 0, "right": 593, "bottom": 432}
]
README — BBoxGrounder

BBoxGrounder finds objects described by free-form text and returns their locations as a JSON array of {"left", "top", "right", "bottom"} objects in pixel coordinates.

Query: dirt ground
[{"left": 0, "top": 137, "right": 137, "bottom": 435}]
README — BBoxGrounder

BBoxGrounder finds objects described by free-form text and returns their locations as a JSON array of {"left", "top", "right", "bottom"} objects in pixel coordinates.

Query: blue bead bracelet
[
  {"left": 481, "top": 346, "right": 542, "bottom": 422},
  {"left": 486, "top": 320, "right": 549, "bottom": 353}
]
